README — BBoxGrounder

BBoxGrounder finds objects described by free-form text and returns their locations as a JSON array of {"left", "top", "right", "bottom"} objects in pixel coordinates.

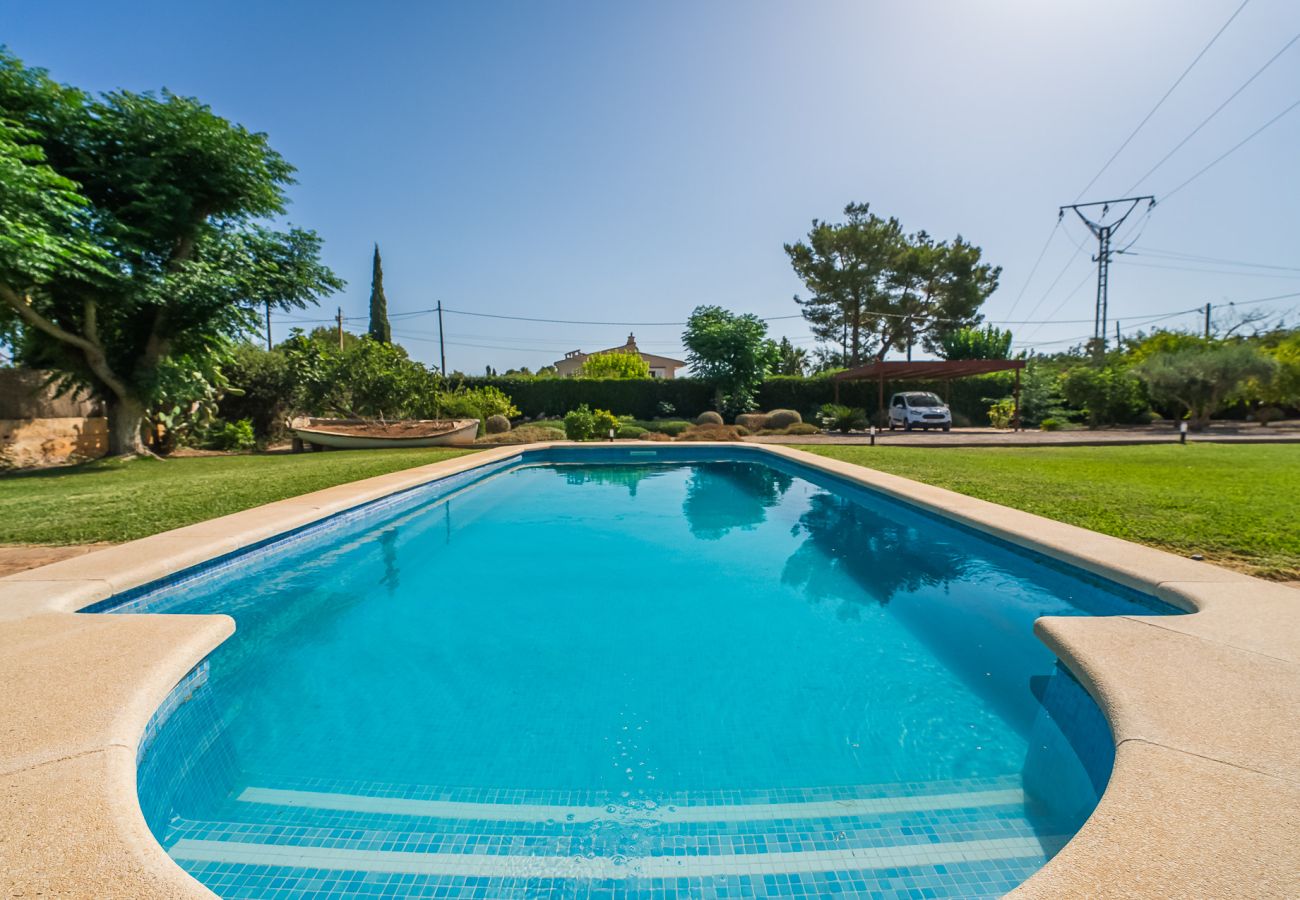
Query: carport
[{"left": 832, "top": 359, "right": 1027, "bottom": 429}]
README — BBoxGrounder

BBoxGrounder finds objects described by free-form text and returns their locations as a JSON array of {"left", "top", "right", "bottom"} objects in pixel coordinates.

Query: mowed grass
[
  {"left": 0, "top": 449, "right": 476, "bottom": 545},
  {"left": 799, "top": 443, "right": 1300, "bottom": 581}
]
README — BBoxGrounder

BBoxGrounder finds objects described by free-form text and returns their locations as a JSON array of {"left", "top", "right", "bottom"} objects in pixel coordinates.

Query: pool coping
[{"left": 0, "top": 442, "right": 1296, "bottom": 898}]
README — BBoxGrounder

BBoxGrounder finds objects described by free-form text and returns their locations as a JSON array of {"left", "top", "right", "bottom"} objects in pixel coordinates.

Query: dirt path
[{"left": 0, "top": 544, "right": 112, "bottom": 578}]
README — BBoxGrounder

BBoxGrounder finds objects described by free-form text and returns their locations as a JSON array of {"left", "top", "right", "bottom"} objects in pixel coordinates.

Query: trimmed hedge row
[
  {"left": 456, "top": 377, "right": 715, "bottom": 420},
  {"left": 457, "top": 374, "right": 1015, "bottom": 425},
  {"left": 758, "top": 374, "right": 1014, "bottom": 425}
]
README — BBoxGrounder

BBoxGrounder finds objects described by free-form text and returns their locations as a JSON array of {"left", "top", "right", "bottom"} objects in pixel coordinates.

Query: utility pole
[
  {"left": 336, "top": 306, "right": 343, "bottom": 350},
  {"left": 1059, "top": 195, "right": 1155, "bottom": 357},
  {"left": 1115, "top": 319, "right": 1121, "bottom": 347},
  {"left": 265, "top": 301, "right": 272, "bottom": 351},
  {"left": 1204, "top": 302, "right": 1212, "bottom": 339},
  {"left": 436, "top": 301, "right": 446, "bottom": 375}
]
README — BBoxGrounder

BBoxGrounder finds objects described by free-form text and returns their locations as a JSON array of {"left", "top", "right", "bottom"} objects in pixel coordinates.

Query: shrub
[
  {"left": 766, "top": 408, "right": 802, "bottom": 429},
  {"left": 563, "top": 404, "right": 596, "bottom": 440},
  {"left": 1039, "top": 417, "right": 1064, "bottom": 432},
  {"left": 563, "top": 405, "right": 619, "bottom": 440},
  {"left": 783, "top": 422, "right": 821, "bottom": 435},
  {"left": 656, "top": 401, "right": 677, "bottom": 417},
  {"left": 1255, "top": 406, "right": 1285, "bottom": 425},
  {"left": 1059, "top": 365, "right": 1149, "bottom": 427},
  {"left": 648, "top": 419, "right": 691, "bottom": 436},
  {"left": 592, "top": 408, "right": 620, "bottom": 438},
  {"left": 485, "top": 414, "right": 511, "bottom": 434},
  {"left": 616, "top": 425, "right": 647, "bottom": 439},
  {"left": 437, "top": 384, "right": 519, "bottom": 421},
  {"left": 477, "top": 424, "right": 564, "bottom": 445},
  {"left": 678, "top": 424, "right": 746, "bottom": 441},
  {"left": 987, "top": 398, "right": 1016, "bottom": 429},
  {"left": 817, "top": 403, "right": 865, "bottom": 433},
  {"left": 638, "top": 430, "right": 673, "bottom": 442},
  {"left": 219, "top": 344, "right": 297, "bottom": 441},
  {"left": 695, "top": 410, "right": 724, "bottom": 425},
  {"left": 204, "top": 418, "right": 256, "bottom": 451},
  {"left": 735, "top": 412, "right": 769, "bottom": 430}
]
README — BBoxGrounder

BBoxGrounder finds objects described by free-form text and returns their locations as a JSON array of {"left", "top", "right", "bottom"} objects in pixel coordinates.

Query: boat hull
[{"left": 289, "top": 418, "right": 480, "bottom": 449}]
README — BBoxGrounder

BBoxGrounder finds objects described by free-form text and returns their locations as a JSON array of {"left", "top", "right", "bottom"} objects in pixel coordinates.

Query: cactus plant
[
  {"left": 485, "top": 414, "right": 511, "bottom": 434},
  {"left": 765, "top": 409, "right": 802, "bottom": 429},
  {"left": 695, "top": 411, "right": 724, "bottom": 426}
]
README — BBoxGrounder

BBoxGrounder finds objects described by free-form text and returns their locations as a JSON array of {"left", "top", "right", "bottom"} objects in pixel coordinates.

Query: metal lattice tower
[{"left": 1058, "top": 196, "right": 1155, "bottom": 354}]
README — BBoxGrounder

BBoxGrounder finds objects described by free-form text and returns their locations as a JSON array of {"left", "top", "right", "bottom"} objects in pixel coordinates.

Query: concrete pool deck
[{"left": 0, "top": 442, "right": 1296, "bottom": 898}]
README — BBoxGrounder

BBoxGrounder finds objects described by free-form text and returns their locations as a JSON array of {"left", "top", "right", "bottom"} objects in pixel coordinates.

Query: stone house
[{"left": 552, "top": 334, "right": 686, "bottom": 379}]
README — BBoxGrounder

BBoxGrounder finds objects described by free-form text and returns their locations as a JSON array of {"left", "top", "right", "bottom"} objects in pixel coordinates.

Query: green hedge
[
  {"left": 456, "top": 377, "right": 715, "bottom": 420},
  {"left": 457, "top": 374, "right": 1016, "bottom": 424},
  {"left": 759, "top": 374, "right": 1014, "bottom": 425}
]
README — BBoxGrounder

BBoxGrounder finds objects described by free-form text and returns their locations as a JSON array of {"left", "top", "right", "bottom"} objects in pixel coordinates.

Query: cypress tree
[{"left": 368, "top": 244, "right": 391, "bottom": 343}]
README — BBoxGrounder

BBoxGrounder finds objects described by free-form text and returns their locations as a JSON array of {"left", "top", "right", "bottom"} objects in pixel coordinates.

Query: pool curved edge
[{"left": 0, "top": 442, "right": 1296, "bottom": 898}]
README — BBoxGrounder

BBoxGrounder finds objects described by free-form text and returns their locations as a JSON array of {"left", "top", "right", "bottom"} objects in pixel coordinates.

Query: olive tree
[
  {"left": 1135, "top": 342, "right": 1275, "bottom": 429},
  {"left": 0, "top": 50, "right": 341, "bottom": 455}
]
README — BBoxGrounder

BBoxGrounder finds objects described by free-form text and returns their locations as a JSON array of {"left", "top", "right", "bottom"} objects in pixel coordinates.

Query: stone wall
[
  {"left": 0, "top": 416, "right": 109, "bottom": 468},
  {"left": 0, "top": 369, "right": 102, "bottom": 418}
]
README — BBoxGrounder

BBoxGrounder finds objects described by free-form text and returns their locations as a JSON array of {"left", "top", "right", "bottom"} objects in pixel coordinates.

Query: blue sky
[{"left": 5, "top": 0, "right": 1298, "bottom": 373}]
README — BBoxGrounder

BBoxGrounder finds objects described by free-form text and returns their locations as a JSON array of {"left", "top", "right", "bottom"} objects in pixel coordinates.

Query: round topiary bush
[
  {"left": 616, "top": 425, "right": 648, "bottom": 439},
  {"left": 765, "top": 409, "right": 801, "bottom": 429},
  {"left": 695, "top": 411, "right": 724, "bottom": 426},
  {"left": 735, "top": 412, "right": 769, "bottom": 431},
  {"left": 485, "top": 414, "right": 511, "bottom": 434}
]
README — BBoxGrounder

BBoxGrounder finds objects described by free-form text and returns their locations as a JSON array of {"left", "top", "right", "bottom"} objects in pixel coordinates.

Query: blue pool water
[{"left": 116, "top": 447, "right": 1174, "bottom": 898}]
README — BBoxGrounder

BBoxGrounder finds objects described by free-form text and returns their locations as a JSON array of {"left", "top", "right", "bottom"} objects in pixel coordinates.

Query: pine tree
[{"left": 368, "top": 244, "right": 391, "bottom": 343}]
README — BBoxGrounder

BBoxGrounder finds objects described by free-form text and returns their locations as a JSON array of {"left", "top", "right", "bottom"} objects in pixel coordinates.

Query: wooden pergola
[{"left": 832, "top": 359, "right": 1027, "bottom": 429}]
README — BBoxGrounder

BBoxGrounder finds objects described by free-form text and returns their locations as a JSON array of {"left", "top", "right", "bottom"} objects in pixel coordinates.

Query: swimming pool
[{"left": 112, "top": 446, "right": 1176, "bottom": 898}]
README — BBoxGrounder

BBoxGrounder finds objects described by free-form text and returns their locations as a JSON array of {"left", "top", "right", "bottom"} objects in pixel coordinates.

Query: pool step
[
  {"left": 170, "top": 833, "right": 1068, "bottom": 879},
  {"left": 164, "top": 781, "right": 1070, "bottom": 896},
  {"left": 235, "top": 782, "right": 1030, "bottom": 824},
  {"left": 169, "top": 789, "right": 1053, "bottom": 857}
]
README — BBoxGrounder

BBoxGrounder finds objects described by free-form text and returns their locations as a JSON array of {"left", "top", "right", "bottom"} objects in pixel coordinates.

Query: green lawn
[
  {"left": 0, "top": 449, "right": 476, "bottom": 545},
  {"left": 799, "top": 444, "right": 1300, "bottom": 581}
]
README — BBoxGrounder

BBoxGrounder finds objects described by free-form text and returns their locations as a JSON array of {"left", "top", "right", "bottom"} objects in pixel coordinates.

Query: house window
[{"left": 649, "top": 368, "right": 664, "bottom": 378}]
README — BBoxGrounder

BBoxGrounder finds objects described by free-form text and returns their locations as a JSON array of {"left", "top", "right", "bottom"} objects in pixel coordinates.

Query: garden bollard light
[
  {"left": 870, "top": 426, "right": 876, "bottom": 446},
  {"left": 609, "top": 428, "right": 615, "bottom": 442},
  {"left": 1179, "top": 421, "right": 1188, "bottom": 444}
]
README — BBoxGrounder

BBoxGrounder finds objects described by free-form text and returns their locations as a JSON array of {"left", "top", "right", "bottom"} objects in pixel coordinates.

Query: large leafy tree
[
  {"left": 786, "top": 202, "right": 1000, "bottom": 365},
  {"left": 682, "top": 305, "right": 778, "bottom": 415},
  {"left": 0, "top": 50, "right": 342, "bottom": 455},
  {"left": 368, "top": 244, "right": 391, "bottom": 343}
]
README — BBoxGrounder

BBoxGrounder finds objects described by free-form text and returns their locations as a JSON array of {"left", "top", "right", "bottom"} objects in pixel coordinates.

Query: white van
[{"left": 888, "top": 391, "right": 952, "bottom": 432}]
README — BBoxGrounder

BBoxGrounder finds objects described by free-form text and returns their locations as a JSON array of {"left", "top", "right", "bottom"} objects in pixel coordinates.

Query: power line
[
  {"left": 1000, "top": 217, "right": 1061, "bottom": 320},
  {"left": 1162, "top": 96, "right": 1300, "bottom": 202},
  {"left": 1018, "top": 267, "right": 1100, "bottom": 344},
  {"left": 1074, "top": 0, "right": 1251, "bottom": 200},
  {"left": 1114, "top": 259, "right": 1300, "bottom": 279},
  {"left": 1124, "top": 31, "right": 1300, "bottom": 194},
  {"left": 1126, "top": 246, "right": 1300, "bottom": 272}
]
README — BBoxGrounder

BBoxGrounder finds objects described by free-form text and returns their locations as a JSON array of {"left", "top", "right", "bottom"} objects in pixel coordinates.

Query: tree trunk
[{"left": 107, "top": 394, "right": 150, "bottom": 456}]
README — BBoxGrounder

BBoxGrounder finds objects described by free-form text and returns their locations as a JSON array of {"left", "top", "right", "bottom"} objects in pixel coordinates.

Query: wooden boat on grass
[{"left": 289, "top": 417, "right": 480, "bottom": 450}]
